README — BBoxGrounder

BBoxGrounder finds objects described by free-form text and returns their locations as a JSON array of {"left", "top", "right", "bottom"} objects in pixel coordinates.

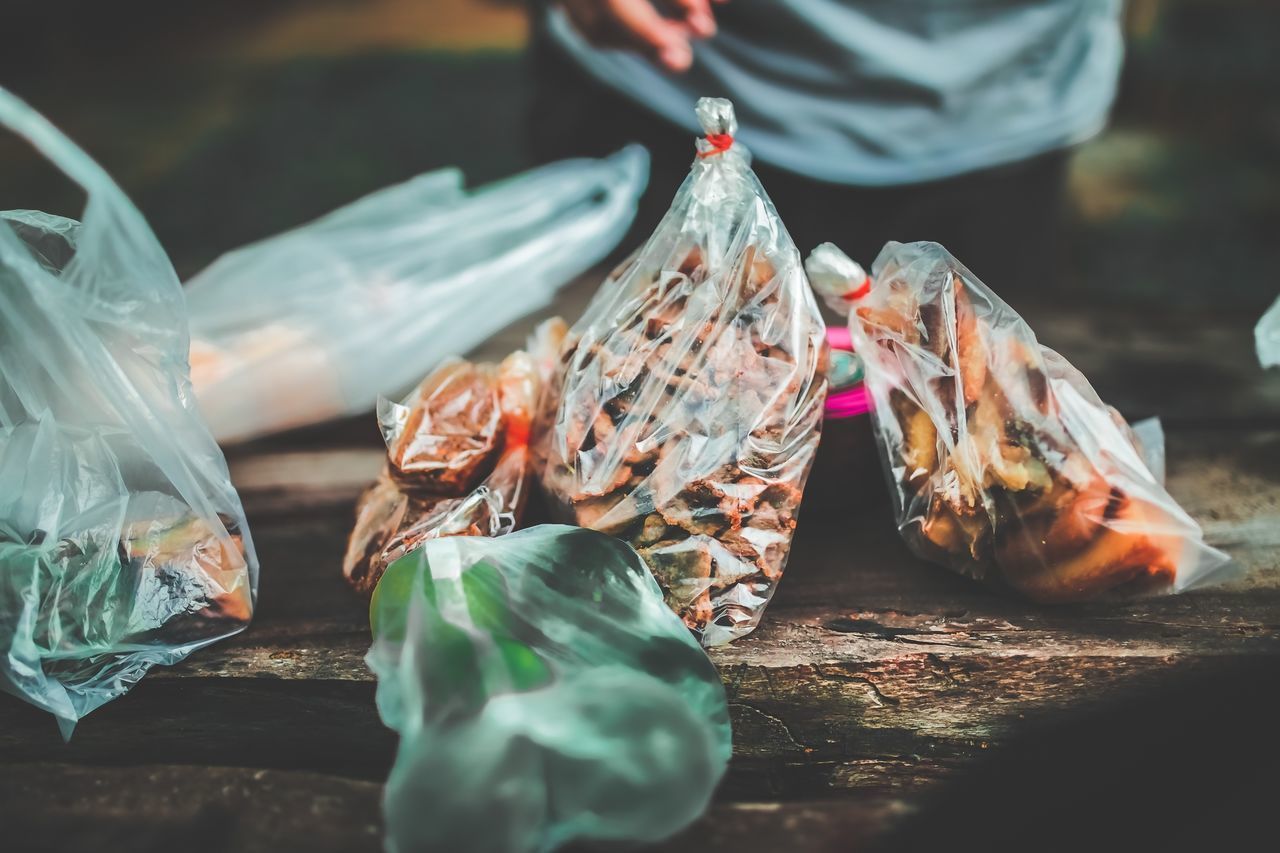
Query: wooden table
[{"left": 3, "top": 273, "right": 1278, "bottom": 852}]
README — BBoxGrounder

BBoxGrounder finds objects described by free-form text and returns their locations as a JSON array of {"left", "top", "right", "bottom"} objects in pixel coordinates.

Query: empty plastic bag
[
  {"left": 0, "top": 88, "right": 256, "bottom": 735},
  {"left": 185, "top": 146, "right": 649, "bottom": 443},
  {"left": 536, "top": 98, "right": 828, "bottom": 645},
  {"left": 344, "top": 319, "right": 566, "bottom": 595},
  {"left": 810, "top": 240, "right": 1232, "bottom": 603},
  {"left": 368, "top": 525, "right": 731, "bottom": 853}
]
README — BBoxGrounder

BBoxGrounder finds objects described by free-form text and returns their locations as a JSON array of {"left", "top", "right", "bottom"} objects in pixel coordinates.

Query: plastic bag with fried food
[
  {"left": 536, "top": 98, "right": 827, "bottom": 645},
  {"left": 806, "top": 240, "right": 1234, "bottom": 603},
  {"left": 343, "top": 320, "right": 565, "bottom": 595}
]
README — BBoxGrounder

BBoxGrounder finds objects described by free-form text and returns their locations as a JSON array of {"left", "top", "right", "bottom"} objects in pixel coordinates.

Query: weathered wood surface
[
  {"left": 2, "top": 279, "right": 1279, "bottom": 852},
  {"left": 0, "top": 762, "right": 906, "bottom": 853}
]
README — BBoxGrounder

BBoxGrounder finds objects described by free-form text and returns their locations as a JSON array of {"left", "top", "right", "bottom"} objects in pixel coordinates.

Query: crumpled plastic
[
  {"left": 536, "top": 98, "right": 828, "bottom": 645},
  {"left": 0, "top": 87, "right": 256, "bottom": 735},
  {"left": 809, "top": 240, "right": 1233, "bottom": 602},
  {"left": 367, "top": 525, "right": 732, "bottom": 853},
  {"left": 1257, "top": 295, "right": 1280, "bottom": 368},
  {"left": 343, "top": 319, "right": 566, "bottom": 595},
  {"left": 185, "top": 146, "right": 649, "bottom": 444}
]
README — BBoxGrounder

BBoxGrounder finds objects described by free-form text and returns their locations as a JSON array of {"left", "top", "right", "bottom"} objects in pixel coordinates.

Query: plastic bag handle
[{"left": 0, "top": 87, "right": 176, "bottom": 283}]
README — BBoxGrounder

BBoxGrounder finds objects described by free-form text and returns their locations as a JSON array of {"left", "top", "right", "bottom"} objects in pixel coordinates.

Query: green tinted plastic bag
[
  {"left": 0, "top": 88, "right": 256, "bottom": 736},
  {"left": 368, "top": 525, "right": 731, "bottom": 853}
]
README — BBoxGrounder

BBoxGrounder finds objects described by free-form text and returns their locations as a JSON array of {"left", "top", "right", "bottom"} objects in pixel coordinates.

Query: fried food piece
[
  {"left": 382, "top": 359, "right": 504, "bottom": 495},
  {"left": 951, "top": 280, "right": 988, "bottom": 408},
  {"left": 891, "top": 390, "right": 939, "bottom": 485},
  {"left": 997, "top": 496, "right": 1176, "bottom": 603},
  {"left": 120, "top": 503, "right": 253, "bottom": 625}
]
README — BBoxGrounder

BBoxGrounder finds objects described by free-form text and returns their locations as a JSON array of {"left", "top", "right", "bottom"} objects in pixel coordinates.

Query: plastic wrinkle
[
  {"left": 367, "top": 526, "right": 731, "bottom": 853},
  {"left": 536, "top": 98, "right": 828, "bottom": 646},
  {"left": 0, "top": 87, "right": 257, "bottom": 736}
]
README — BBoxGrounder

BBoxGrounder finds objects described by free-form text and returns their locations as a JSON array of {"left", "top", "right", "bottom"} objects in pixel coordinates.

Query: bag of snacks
[
  {"left": 368, "top": 526, "right": 731, "bottom": 853},
  {"left": 186, "top": 146, "right": 647, "bottom": 444},
  {"left": 344, "top": 320, "right": 566, "bottom": 595},
  {"left": 807, "top": 240, "right": 1233, "bottom": 602},
  {"left": 0, "top": 88, "right": 256, "bottom": 734},
  {"left": 536, "top": 98, "right": 828, "bottom": 644}
]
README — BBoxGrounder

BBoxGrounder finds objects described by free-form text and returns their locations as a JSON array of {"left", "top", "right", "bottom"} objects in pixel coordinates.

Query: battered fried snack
[
  {"left": 343, "top": 321, "right": 563, "bottom": 595},
  {"left": 536, "top": 98, "right": 827, "bottom": 644},
  {"left": 807, "top": 240, "right": 1230, "bottom": 603}
]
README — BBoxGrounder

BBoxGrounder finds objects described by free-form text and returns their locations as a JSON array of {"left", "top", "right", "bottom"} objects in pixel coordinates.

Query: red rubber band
[
  {"left": 698, "top": 132, "right": 734, "bottom": 157},
  {"left": 842, "top": 277, "right": 871, "bottom": 301},
  {"left": 506, "top": 419, "right": 530, "bottom": 449}
]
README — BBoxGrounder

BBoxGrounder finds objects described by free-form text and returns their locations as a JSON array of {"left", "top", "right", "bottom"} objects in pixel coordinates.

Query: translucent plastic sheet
[
  {"left": 368, "top": 526, "right": 731, "bottom": 853},
  {"left": 0, "top": 88, "right": 256, "bottom": 735},
  {"left": 536, "top": 99, "right": 828, "bottom": 645},
  {"left": 1257, "top": 295, "right": 1280, "bottom": 368},
  {"left": 809, "top": 240, "right": 1233, "bottom": 602},
  {"left": 344, "top": 320, "right": 566, "bottom": 595},
  {"left": 186, "top": 146, "right": 649, "bottom": 443}
]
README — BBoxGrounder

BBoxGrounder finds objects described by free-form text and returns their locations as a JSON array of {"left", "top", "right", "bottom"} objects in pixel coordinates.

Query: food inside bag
[
  {"left": 368, "top": 526, "right": 731, "bottom": 853},
  {"left": 536, "top": 98, "right": 828, "bottom": 645},
  {"left": 185, "top": 146, "right": 648, "bottom": 444},
  {"left": 807, "top": 240, "right": 1232, "bottom": 603},
  {"left": 0, "top": 88, "right": 256, "bottom": 734},
  {"left": 344, "top": 320, "right": 566, "bottom": 595}
]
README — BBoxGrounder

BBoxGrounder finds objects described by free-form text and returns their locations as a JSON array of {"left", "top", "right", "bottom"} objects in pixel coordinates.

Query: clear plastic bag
[
  {"left": 368, "top": 525, "right": 731, "bottom": 853},
  {"left": 185, "top": 146, "right": 649, "bottom": 444},
  {"left": 344, "top": 320, "right": 566, "bottom": 595},
  {"left": 1257, "top": 295, "right": 1280, "bottom": 368},
  {"left": 536, "top": 99, "right": 828, "bottom": 645},
  {"left": 0, "top": 88, "right": 256, "bottom": 735},
  {"left": 809, "top": 240, "right": 1233, "bottom": 603}
]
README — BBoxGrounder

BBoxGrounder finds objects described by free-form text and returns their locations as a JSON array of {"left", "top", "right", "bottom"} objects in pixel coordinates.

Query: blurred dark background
[{"left": 1, "top": 0, "right": 1277, "bottom": 314}]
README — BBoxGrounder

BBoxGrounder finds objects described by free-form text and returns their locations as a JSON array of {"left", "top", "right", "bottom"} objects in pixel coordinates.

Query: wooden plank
[
  {"left": 3, "top": 429, "right": 1277, "bottom": 801},
  {"left": 0, "top": 763, "right": 907, "bottom": 853},
  {"left": 1015, "top": 303, "right": 1280, "bottom": 425},
  {"left": 0, "top": 764, "right": 383, "bottom": 853}
]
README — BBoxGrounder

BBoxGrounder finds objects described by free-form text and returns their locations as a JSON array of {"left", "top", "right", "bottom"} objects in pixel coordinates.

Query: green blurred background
[{"left": 1, "top": 0, "right": 1277, "bottom": 310}]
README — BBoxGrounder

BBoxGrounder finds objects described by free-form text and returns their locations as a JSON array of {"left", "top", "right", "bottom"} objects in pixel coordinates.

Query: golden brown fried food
[{"left": 831, "top": 241, "right": 1227, "bottom": 603}]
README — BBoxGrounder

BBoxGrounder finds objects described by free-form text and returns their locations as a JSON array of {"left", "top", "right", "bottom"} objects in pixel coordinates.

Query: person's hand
[{"left": 559, "top": 0, "right": 725, "bottom": 73}]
